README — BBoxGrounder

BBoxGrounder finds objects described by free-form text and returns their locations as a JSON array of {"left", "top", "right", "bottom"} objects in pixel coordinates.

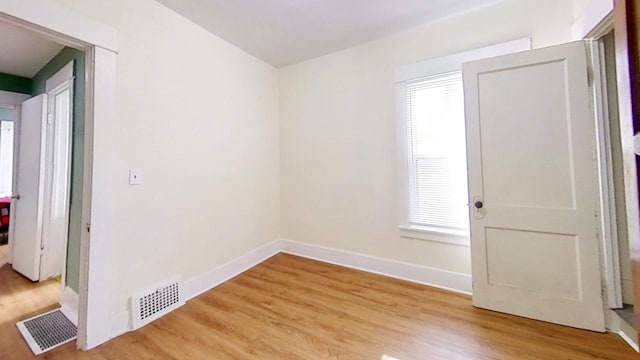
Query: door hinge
[
  {"left": 86, "top": 223, "right": 91, "bottom": 233},
  {"left": 587, "top": 66, "right": 593, "bottom": 87},
  {"left": 47, "top": 112, "right": 53, "bottom": 124}
]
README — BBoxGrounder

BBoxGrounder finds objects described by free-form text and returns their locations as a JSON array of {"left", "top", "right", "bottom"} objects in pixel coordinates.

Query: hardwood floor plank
[{"left": 0, "top": 253, "right": 636, "bottom": 359}]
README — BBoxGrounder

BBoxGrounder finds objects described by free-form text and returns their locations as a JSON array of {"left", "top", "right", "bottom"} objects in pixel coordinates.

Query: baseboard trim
[
  {"left": 109, "top": 239, "right": 282, "bottom": 339},
  {"left": 110, "top": 311, "right": 130, "bottom": 339},
  {"left": 59, "top": 286, "right": 79, "bottom": 326},
  {"left": 606, "top": 309, "right": 639, "bottom": 352},
  {"left": 280, "top": 238, "right": 472, "bottom": 295},
  {"left": 616, "top": 329, "right": 640, "bottom": 353},
  {"left": 109, "top": 238, "right": 472, "bottom": 339},
  {"left": 184, "top": 239, "right": 282, "bottom": 301}
]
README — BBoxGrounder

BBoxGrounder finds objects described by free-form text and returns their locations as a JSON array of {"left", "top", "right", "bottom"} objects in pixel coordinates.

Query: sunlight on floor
[{"left": 382, "top": 355, "right": 400, "bottom": 360}]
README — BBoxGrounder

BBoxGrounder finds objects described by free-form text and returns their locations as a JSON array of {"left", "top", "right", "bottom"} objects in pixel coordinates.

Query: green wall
[
  {"left": 0, "top": 108, "right": 14, "bottom": 120},
  {"left": 32, "top": 47, "right": 85, "bottom": 292},
  {"left": 0, "top": 72, "right": 32, "bottom": 94}
]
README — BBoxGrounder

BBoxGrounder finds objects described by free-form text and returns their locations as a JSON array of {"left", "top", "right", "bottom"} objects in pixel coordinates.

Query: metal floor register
[{"left": 16, "top": 309, "right": 77, "bottom": 355}]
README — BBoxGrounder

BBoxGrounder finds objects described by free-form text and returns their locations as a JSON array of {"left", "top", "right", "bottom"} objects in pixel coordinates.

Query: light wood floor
[
  {"left": 0, "top": 245, "right": 8, "bottom": 267},
  {"left": 0, "top": 255, "right": 61, "bottom": 360},
  {"left": 1, "top": 253, "right": 637, "bottom": 359}
]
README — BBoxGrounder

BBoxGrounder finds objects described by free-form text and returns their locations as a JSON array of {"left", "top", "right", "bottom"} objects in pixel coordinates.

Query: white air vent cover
[
  {"left": 131, "top": 276, "right": 185, "bottom": 330},
  {"left": 16, "top": 309, "right": 77, "bottom": 355}
]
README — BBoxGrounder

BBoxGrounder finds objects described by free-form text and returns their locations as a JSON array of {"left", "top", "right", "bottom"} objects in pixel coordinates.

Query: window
[
  {"left": 395, "top": 38, "right": 532, "bottom": 246},
  {"left": 405, "top": 72, "right": 469, "bottom": 235}
]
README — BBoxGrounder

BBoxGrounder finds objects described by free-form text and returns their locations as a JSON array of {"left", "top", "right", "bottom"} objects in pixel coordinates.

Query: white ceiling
[
  {"left": 157, "top": 0, "right": 501, "bottom": 68},
  {"left": 0, "top": 21, "right": 64, "bottom": 78}
]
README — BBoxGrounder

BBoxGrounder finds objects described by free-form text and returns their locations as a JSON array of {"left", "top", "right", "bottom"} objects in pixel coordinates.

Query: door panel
[
  {"left": 464, "top": 41, "right": 605, "bottom": 331},
  {"left": 40, "top": 86, "right": 72, "bottom": 281},
  {"left": 478, "top": 60, "right": 575, "bottom": 209},
  {"left": 485, "top": 228, "right": 580, "bottom": 299},
  {"left": 11, "top": 94, "right": 47, "bottom": 281}
]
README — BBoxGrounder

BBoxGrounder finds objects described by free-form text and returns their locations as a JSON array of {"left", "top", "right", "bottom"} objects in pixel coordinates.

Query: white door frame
[
  {"left": 578, "top": 5, "right": 640, "bottom": 311},
  {"left": 0, "top": 0, "right": 117, "bottom": 350},
  {"left": 40, "top": 61, "right": 74, "bottom": 283},
  {"left": 589, "top": 33, "right": 624, "bottom": 309}
]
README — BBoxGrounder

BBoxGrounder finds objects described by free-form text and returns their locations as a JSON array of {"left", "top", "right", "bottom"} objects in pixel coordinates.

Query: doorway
[
  {"left": 597, "top": 29, "right": 637, "bottom": 335},
  {"left": 0, "top": 18, "right": 86, "bottom": 355}
]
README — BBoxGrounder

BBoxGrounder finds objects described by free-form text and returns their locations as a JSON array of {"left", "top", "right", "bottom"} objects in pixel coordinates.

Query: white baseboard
[
  {"left": 109, "top": 239, "right": 281, "bottom": 339},
  {"left": 109, "top": 237, "right": 471, "bottom": 339},
  {"left": 606, "top": 309, "right": 639, "bottom": 352},
  {"left": 184, "top": 239, "right": 282, "bottom": 300},
  {"left": 280, "top": 238, "right": 472, "bottom": 295},
  {"left": 59, "top": 286, "right": 79, "bottom": 326},
  {"left": 110, "top": 311, "right": 131, "bottom": 339}
]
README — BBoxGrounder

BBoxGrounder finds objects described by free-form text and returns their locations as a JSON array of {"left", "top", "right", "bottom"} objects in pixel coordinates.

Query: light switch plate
[{"left": 129, "top": 169, "right": 143, "bottom": 185}]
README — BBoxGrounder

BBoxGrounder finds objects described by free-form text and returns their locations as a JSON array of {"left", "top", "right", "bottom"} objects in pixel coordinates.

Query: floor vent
[
  {"left": 131, "top": 276, "right": 185, "bottom": 330},
  {"left": 16, "top": 309, "right": 77, "bottom": 355}
]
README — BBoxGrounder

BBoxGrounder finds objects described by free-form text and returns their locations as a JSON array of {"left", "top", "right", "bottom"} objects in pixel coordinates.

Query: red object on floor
[{"left": 0, "top": 197, "right": 10, "bottom": 227}]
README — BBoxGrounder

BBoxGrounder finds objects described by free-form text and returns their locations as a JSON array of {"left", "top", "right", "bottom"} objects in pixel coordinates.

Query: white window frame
[{"left": 395, "top": 38, "right": 532, "bottom": 246}]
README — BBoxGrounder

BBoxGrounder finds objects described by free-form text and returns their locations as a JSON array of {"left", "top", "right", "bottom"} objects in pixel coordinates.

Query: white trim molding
[
  {"left": 106, "top": 237, "right": 639, "bottom": 350},
  {"left": 109, "top": 238, "right": 472, "bottom": 339},
  {"left": 399, "top": 226, "right": 470, "bottom": 247},
  {"left": 395, "top": 38, "right": 531, "bottom": 83},
  {"left": 572, "top": 0, "right": 614, "bottom": 40},
  {"left": 60, "top": 286, "right": 79, "bottom": 326},
  {"left": 110, "top": 239, "right": 283, "bottom": 339},
  {"left": 0, "top": 0, "right": 118, "bottom": 351},
  {"left": 0, "top": 0, "right": 117, "bottom": 51},
  {"left": 79, "top": 46, "right": 117, "bottom": 350},
  {"left": 183, "top": 240, "right": 282, "bottom": 300},
  {"left": 606, "top": 309, "right": 639, "bottom": 352},
  {"left": 280, "top": 239, "right": 472, "bottom": 295}
]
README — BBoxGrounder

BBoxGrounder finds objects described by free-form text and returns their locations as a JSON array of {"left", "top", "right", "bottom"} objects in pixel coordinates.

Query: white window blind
[{"left": 404, "top": 71, "right": 469, "bottom": 233}]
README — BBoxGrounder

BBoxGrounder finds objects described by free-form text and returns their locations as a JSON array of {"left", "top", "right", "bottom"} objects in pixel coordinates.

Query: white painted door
[
  {"left": 40, "top": 62, "right": 74, "bottom": 281},
  {"left": 11, "top": 94, "right": 48, "bottom": 281},
  {"left": 463, "top": 41, "right": 605, "bottom": 331}
]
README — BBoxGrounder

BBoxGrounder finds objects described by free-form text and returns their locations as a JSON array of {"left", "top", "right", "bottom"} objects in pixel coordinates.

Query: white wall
[
  {"left": 48, "top": 0, "right": 583, "bottom": 329},
  {"left": 573, "top": 0, "right": 594, "bottom": 19},
  {"left": 279, "top": 0, "right": 576, "bottom": 276},
  {"left": 50, "top": 0, "right": 280, "bottom": 318}
]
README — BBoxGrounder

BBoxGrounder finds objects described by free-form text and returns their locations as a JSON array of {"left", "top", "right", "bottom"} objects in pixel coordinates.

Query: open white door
[
  {"left": 463, "top": 41, "right": 606, "bottom": 331},
  {"left": 11, "top": 94, "right": 47, "bottom": 281}
]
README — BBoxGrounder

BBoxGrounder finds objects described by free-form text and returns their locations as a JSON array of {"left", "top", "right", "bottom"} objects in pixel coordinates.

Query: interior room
[{"left": 0, "top": 0, "right": 639, "bottom": 359}]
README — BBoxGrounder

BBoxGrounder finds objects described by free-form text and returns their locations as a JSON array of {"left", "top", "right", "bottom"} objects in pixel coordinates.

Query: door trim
[
  {"left": 589, "top": 37, "right": 624, "bottom": 309},
  {"left": 613, "top": 0, "right": 640, "bottom": 343},
  {"left": 0, "top": 0, "right": 117, "bottom": 350},
  {"left": 572, "top": 0, "right": 614, "bottom": 40},
  {"left": 39, "top": 63, "right": 74, "bottom": 284}
]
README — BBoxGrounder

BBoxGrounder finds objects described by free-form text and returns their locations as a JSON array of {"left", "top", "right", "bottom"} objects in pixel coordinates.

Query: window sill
[{"left": 399, "top": 225, "right": 470, "bottom": 247}]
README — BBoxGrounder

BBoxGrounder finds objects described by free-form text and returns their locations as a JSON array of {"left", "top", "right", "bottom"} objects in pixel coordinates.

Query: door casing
[{"left": 0, "top": 0, "right": 117, "bottom": 350}]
